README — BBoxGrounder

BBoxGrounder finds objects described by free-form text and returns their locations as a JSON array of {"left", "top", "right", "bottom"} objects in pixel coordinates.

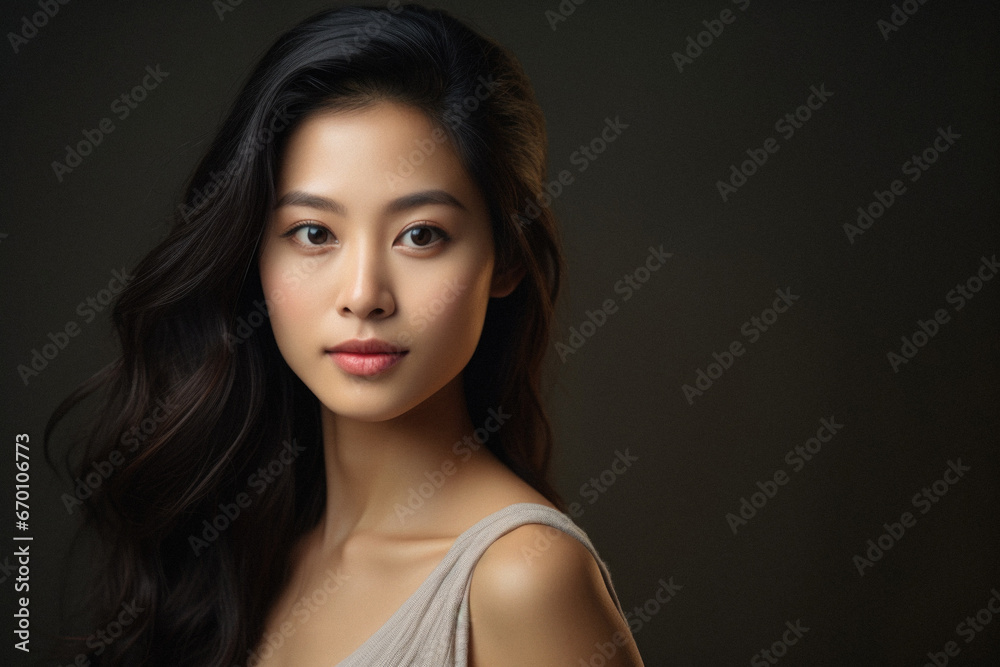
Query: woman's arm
[{"left": 468, "top": 523, "right": 645, "bottom": 666}]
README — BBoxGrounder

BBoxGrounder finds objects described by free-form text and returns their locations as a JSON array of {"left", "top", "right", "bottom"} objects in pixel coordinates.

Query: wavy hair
[{"left": 46, "top": 4, "right": 565, "bottom": 664}]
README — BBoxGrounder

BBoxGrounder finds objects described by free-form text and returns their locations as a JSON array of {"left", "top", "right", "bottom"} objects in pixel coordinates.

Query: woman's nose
[{"left": 334, "top": 241, "right": 395, "bottom": 320}]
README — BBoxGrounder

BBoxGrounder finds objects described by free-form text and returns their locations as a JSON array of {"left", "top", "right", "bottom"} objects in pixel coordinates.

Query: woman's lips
[
  {"left": 328, "top": 351, "right": 406, "bottom": 376},
  {"left": 327, "top": 339, "right": 408, "bottom": 377}
]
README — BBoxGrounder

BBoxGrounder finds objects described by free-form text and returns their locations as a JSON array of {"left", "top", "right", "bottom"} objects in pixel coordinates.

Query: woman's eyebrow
[{"left": 273, "top": 189, "right": 468, "bottom": 215}]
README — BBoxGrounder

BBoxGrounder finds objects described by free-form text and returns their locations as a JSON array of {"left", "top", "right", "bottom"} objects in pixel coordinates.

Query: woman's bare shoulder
[
  {"left": 441, "top": 453, "right": 640, "bottom": 663},
  {"left": 466, "top": 521, "right": 643, "bottom": 666}
]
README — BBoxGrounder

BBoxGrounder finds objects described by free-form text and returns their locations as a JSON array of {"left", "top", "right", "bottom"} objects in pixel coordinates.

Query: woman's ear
[{"left": 490, "top": 261, "right": 526, "bottom": 298}]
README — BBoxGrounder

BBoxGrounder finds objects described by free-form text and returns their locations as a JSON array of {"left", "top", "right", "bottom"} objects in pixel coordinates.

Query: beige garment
[{"left": 336, "top": 502, "right": 626, "bottom": 665}]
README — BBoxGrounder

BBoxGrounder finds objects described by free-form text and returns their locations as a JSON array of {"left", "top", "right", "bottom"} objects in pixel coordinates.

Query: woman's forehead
[{"left": 274, "top": 102, "right": 487, "bottom": 218}]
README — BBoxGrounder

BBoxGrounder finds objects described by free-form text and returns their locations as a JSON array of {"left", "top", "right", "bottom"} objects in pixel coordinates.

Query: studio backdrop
[{"left": 1, "top": 1, "right": 997, "bottom": 664}]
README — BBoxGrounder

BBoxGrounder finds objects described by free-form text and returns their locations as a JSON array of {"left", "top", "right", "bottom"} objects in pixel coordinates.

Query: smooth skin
[{"left": 255, "top": 102, "right": 643, "bottom": 666}]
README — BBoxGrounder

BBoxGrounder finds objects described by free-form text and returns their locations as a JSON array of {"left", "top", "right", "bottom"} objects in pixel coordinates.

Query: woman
[{"left": 47, "top": 4, "right": 644, "bottom": 665}]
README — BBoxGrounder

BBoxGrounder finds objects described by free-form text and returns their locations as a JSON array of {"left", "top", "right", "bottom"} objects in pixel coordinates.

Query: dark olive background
[{"left": 1, "top": 1, "right": 998, "bottom": 665}]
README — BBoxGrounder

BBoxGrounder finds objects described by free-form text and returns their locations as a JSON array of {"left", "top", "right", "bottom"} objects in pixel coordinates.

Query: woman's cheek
[
  {"left": 260, "top": 254, "right": 318, "bottom": 361},
  {"left": 401, "top": 274, "right": 462, "bottom": 333},
  {"left": 429, "top": 273, "right": 491, "bottom": 352}
]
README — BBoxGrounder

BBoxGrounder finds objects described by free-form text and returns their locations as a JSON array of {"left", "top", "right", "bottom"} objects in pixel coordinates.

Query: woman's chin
[{"left": 316, "top": 392, "right": 425, "bottom": 424}]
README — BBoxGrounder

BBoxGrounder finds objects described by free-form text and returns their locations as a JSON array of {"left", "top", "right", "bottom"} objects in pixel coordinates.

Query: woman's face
[{"left": 259, "top": 102, "right": 514, "bottom": 422}]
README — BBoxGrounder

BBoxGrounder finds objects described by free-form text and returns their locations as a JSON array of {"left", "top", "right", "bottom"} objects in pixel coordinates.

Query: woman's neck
[{"left": 314, "top": 374, "right": 486, "bottom": 549}]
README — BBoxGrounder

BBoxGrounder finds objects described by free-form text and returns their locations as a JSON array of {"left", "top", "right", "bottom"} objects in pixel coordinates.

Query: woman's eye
[
  {"left": 288, "top": 224, "right": 334, "bottom": 246},
  {"left": 399, "top": 225, "right": 447, "bottom": 249}
]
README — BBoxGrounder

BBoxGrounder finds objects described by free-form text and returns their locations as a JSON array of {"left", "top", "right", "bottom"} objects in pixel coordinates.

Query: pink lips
[{"left": 326, "top": 339, "right": 407, "bottom": 377}]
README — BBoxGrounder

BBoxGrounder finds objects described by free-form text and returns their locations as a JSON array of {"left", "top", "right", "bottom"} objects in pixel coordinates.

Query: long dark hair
[{"left": 45, "top": 4, "right": 564, "bottom": 665}]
